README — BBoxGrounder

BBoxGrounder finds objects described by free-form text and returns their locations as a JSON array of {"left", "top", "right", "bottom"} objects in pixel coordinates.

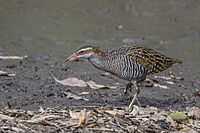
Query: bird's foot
[
  {"left": 127, "top": 97, "right": 141, "bottom": 115},
  {"left": 125, "top": 105, "right": 140, "bottom": 116}
]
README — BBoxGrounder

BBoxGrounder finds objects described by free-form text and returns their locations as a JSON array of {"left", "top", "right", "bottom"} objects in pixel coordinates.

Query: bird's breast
[{"left": 90, "top": 56, "right": 147, "bottom": 81}]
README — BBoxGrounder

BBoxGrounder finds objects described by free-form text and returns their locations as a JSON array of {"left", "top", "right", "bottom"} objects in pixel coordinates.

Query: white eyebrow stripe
[{"left": 77, "top": 47, "right": 93, "bottom": 52}]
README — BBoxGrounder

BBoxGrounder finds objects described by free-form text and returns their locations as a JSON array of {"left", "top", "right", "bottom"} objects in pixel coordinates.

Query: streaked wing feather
[{"left": 125, "top": 47, "right": 178, "bottom": 74}]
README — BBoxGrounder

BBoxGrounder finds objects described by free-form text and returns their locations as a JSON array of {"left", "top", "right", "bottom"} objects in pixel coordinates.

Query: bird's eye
[{"left": 78, "top": 51, "right": 85, "bottom": 54}]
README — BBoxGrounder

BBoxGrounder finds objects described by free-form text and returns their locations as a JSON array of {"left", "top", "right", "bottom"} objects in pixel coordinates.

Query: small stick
[
  {"left": 88, "top": 127, "right": 120, "bottom": 132},
  {"left": 0, "top": 55, "right": 28, "bottom": 60},
  {"left": 0, "top": 70, "right": 16, "bottom": 77}
]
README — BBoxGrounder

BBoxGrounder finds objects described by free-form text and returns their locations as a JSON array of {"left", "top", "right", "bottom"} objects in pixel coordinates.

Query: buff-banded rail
[{"left": 65, "top": 45, "right": 182, "bottom": 111}]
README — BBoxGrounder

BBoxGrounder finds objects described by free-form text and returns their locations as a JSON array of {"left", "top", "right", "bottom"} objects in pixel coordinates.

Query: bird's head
[{"left": 65, "top": 45, "right": 104, "bottom": 62}]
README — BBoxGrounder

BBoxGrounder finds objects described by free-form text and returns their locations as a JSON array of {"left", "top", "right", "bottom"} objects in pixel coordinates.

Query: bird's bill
[{"left": 65, "top": 53, "right": 79, "bottom": 62}]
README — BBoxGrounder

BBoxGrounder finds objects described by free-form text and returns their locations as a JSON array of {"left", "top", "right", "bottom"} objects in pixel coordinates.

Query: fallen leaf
[
  {"left": 0, "top": 114, "right": 15, "bottom": 121},
  {"left": 130, "top": 105, "right": 140, "bottom": 116},
  {"left": 140, "top": 106, "right": 158, "bottom": 115},
  {"left": 187, "top": 106, "right": 200, "bottom": 118},
  {"left": 38, "top": 120, "right": 52, "bottom": 126},
  {"left": 78, "top": 109, "right": 87, "bottom": 126},
  {"left": 116, "top": 109, "right": 126, "bottom": 116},
  {"left": 69, "top": 109, "right": 81, "bottom": 119},
  {"left": 180, "top": 127, "right": 192, "bottom": 132},
  {"left": 26, "top": 115, "right": 62, "bottom": 123},
  {"left": 62, "top": 91, "right": 89, "bottom": 101},
  {"left": 83, "top": 127, "right": 92, "bottom": 133},
  {"left": 86, "top": 80, "right": 117, "bottom": 89},
  {"left": 169, "top": 112, "right": 188, "bottom": 123},
  {"left": 1, "top": 127, "right": 25, "bottom": 133},
  {"left": 104, "top": 109, "right": 117, "bottom": 116},
  {"left": 38, "top": 106, "right": 45, "bottom": 113},
  {"left": 175, "top": 123, "right": 183, "bottom": 130},
  {"left": 50, "top": 72, "right": 87, "bottom": 87},
  {"left": 69, "top": 109, "right": 90, "bottom": 126}
]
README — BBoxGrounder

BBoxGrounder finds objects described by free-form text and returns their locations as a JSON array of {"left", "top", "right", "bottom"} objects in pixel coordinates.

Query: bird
[{"left": 65, "top": 45, "right": 182, "bottom": 111}]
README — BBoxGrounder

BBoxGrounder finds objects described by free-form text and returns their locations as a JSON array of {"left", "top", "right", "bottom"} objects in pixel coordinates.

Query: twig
[
  {"left": 0, "top": 114, "right": 15, "bottom": 121},
  {"left": 0, "top": 70, "right": 16, "bottom": 77},
  {"left": 1, "top": 126, "right": 25, "bottom": 132},
  {"left": 114, "top": 116, "right": 129, "bottom": 131},
  {"left": 26, "top": 115, "right": 62, "bottom": 123},
  {"left": 88, "top": 127, "right": 120, "bottom": 132},
  {"left": 0, "top": 55, "right": 28, "bottom": 60}
]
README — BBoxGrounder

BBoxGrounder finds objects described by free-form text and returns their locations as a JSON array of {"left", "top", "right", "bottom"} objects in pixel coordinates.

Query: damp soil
[{"left": 0, "top": 0, "right": 200, "bottom": 111}]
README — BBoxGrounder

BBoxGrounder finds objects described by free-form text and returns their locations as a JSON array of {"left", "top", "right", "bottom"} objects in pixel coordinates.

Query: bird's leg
[
  {"left": 128, "top": 81, "right": 140, "bottom": 111},
  {"left": 124, "top": 82, "right": 133, "bottom": 94}
]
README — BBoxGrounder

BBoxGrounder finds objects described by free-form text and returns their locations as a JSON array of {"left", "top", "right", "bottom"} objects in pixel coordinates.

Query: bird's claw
[{"left": 129, "top": 105, "right": 140, "bottom": 116}]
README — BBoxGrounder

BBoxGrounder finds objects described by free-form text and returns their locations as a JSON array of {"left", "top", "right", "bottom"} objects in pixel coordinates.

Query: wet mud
[{"left": 0, "top": 0, "right": 200, "bottom": 111}]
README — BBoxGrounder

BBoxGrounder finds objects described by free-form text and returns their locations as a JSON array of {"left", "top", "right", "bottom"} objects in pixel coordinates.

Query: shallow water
[{"left": 0, "top": 0, "right": 199, "bottom": 110}]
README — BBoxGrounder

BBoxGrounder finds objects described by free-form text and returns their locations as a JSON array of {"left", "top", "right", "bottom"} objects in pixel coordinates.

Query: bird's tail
[{"left": 171, "top": 58, "right": 182, "bottom": 64}]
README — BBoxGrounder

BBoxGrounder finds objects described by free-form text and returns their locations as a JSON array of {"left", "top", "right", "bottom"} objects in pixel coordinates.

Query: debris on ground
[
  {"left": 51, "top": 71, "right": 117, "bottom": 89},
  {"left": 0, "top": 70, "right": 16, "bottom": 77},
  {"left": 86, "top": 80, "right": 117, "bottom": 90},
  {"left": 0, "top": 106, "right": 199, "bottom": 133},
  {"left": 0, "top": 55, "right": 28, "bottom": 60}
]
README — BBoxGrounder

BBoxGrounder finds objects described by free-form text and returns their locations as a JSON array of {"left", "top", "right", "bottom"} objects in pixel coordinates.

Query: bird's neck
[{"left": 88, "top": 51, "right": 108, "bottom": 70}]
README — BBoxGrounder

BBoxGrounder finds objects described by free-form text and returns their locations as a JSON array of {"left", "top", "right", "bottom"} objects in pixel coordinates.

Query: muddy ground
[{"left": 0, "top": 0, "right": 200, "bottom": 111}]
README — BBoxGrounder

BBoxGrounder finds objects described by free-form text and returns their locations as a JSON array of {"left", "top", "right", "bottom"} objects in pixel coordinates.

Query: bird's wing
[{"left": 125, "top": 47, "right": 180, "bottom": 74}]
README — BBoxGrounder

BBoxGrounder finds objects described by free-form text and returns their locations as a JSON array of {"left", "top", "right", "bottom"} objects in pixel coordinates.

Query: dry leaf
[
  {"left": 62, "top": 91, "right": 89, "bottom": 101},
  {"left": 26, "top": 115, "right": 61, "bottom": 123},
  {"left": 86, "top": 80, "right": 117, "bottom": 89},
  {"left": 69, "top": 109, "right": 81, "bottom": 119},
  {"left": 116, "top": 109, "right": 126, "bottom": 116},
  {"left": 69, "top": 109, "right": 90, "bottom": 126},
  {"left": 50, "top": 72, "right": 117, "bottom": 89},
  {"left": 38, "top": 106, "right": 45, "bottom": 113},
  {"left": 187, "top": 106, "right": 200, "bottom": 118},
  {"left": 130, "top": 105, "right": 140, "bottom": 116},
  {"left": 104, "top": 109, "right": 117, "bottom": 116},
  {"left": 38, "top": 120, "right": 52, "bottom": 126},
  {"left": 78, "top": 109, "right": 87, "bottom": 126},
  {"left": 1, "top": 127, "right": 25, "bottom": 132},
  {"left": 50, "top": 72, "right": 87, "bottom": 87},
  {"left": 140, "top": 106, "right": 158, "bottom": 115},
  {"left": 0, "top": 114, "right": 15, "bottom": 121}
]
